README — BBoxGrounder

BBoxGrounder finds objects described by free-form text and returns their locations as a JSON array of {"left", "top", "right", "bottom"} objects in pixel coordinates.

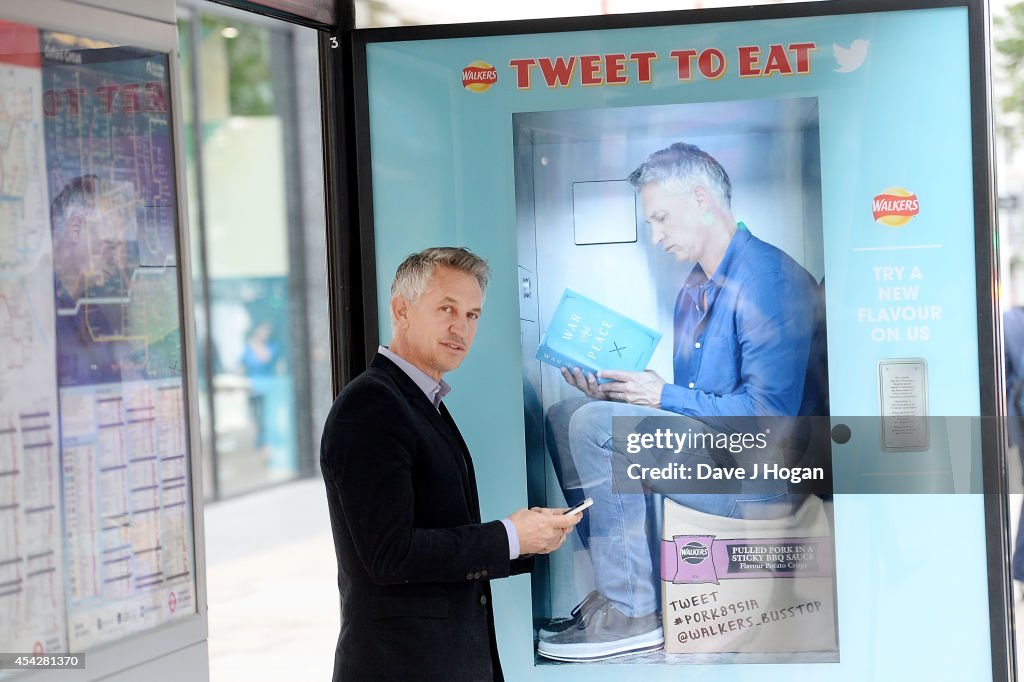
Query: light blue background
[{"left": 365, "top": 7, "right": 995, "bottom": 679}]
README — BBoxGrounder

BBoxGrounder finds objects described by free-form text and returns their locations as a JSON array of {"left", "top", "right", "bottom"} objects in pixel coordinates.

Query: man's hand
[
  {"left": 509, "top": 507, "right": 581, "bottom": 555},
  {"left": 597, "top": 369, "right": 667, "bottom": 408},
  {"left": 560, "top": 367, "right": 607, "bottom": 400}
]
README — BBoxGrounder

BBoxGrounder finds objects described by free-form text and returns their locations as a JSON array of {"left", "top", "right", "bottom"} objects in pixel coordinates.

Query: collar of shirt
[
  {"left": 681, "top": 224, "right": 753, "bottom": 309},
  {"left": 378, "top": 345, "right": 451, "bottom": 409}
]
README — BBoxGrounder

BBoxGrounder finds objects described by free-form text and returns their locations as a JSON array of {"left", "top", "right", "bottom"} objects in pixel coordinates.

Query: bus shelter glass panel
[{"left": 178, "top": 10, "right": 315, "bottom": 499}]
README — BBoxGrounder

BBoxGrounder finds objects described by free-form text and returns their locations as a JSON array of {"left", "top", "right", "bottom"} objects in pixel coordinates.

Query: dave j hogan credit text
[{"left": 626, "top": 462, "right": 825, "bottom": 485}]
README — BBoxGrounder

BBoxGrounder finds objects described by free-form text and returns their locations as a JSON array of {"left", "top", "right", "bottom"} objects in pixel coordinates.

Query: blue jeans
[{"left": 559, "top": 399, "right": 800, "bottom": 617}]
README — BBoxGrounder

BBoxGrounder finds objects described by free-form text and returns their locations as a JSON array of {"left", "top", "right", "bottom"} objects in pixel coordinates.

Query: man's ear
[
  {"left": 390, "top": 295, "right": 409, "bottom": 329},
  {"left": 691, "top": 183, "right": 711, "bottom": 208}
]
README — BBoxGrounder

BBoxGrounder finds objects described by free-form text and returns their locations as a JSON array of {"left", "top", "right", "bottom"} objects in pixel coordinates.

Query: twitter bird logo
[{"left": 833, "top": 39, "right": 870, "bottom": 73}]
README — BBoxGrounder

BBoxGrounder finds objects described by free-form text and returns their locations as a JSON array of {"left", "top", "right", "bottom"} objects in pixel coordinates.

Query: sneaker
[
  {"left": 537, "top": 591, "right": 606, "bottom": 638},
  {"left": 537, "top": 600, "right": 663, "bottom": 662}
]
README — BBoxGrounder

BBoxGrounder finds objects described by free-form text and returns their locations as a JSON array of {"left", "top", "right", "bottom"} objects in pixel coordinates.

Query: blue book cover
[{"left": 536, "top": 289, "right": 662, "bottom": 381}]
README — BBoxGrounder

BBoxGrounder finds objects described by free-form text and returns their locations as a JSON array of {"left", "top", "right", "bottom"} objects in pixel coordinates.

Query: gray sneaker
[
  {"left": 537, "top": 599, "right": 663, "bottom": 662},
  {"left": 537, "top": 591, "right": 606, "bottom": 638}
]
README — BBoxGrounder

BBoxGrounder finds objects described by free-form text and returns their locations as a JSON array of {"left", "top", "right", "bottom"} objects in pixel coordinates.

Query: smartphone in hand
[{"left": 563, "top": 498, "right": 593, "bottom": 515}]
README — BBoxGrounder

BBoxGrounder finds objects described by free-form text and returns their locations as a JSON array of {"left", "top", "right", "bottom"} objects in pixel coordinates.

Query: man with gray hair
[
  {"left": 538, "top": 143, "right": 821, "bottom": 661},
  {"left": 321, "top": 247, "right": 580, "bottom": 680}
]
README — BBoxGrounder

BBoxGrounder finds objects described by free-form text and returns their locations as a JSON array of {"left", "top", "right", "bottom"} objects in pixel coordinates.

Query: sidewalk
[{"left": 204, "top": 478, "right": 339, "bottom": 682}]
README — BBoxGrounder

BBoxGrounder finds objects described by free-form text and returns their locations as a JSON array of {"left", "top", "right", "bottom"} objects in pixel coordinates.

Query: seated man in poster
[{"left": 538, "top": 142, "right": 822, "bottom": 661}]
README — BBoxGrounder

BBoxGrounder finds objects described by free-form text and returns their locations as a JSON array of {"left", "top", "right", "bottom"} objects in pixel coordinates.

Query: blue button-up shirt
[{"left": 660, "top": 228, "right": 818, "bottom": 429}]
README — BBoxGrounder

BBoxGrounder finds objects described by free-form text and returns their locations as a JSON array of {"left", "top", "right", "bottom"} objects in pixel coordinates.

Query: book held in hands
[{"left": 536, "top": 289, "right": 662, "bottom": 381}]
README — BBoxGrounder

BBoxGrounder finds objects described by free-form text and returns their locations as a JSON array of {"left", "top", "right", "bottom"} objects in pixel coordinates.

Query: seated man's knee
[
  {"left": 545, "top": 396, "right": 591, "bottom": 435},
  {"left": 567, "top": 400, "right": 615, "bottom": 449}
]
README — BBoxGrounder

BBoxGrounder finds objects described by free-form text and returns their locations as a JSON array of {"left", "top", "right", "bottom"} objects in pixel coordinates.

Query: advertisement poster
[
  {"left": 360, "top": 3, "right": 994, "bottom": 679},
  {"left": 40, "top": 30, "right": 195, "bottom": 651}
]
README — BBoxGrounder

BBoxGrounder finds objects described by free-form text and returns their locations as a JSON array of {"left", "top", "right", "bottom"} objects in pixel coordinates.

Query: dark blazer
[{"left": 321, "top": 353, "right": 532, "bottom": 681}]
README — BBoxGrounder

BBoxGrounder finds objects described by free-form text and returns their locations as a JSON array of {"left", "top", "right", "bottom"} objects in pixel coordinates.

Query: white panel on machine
[{"left": 572, "top": 180, "right": 637, "bottom": 245}]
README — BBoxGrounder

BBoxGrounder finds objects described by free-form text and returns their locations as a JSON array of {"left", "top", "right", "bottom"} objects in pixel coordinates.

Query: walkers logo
[
  {"left": 680, "top": 541, "right": 710, "bottom": 565},
  {"left": 462, "top": 61, "right": 497, "bottom": 92},
  {"left": 872, "top": 188, "right": 919, "bottom": 227},
  {"left": 662, "top": 535, "right": 718, "bottom": 583}
]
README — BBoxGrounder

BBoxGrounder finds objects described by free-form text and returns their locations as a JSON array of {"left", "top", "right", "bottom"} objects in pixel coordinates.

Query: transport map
[{"left": 0, "top": 22, "right": 196, "bottom": 657}]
